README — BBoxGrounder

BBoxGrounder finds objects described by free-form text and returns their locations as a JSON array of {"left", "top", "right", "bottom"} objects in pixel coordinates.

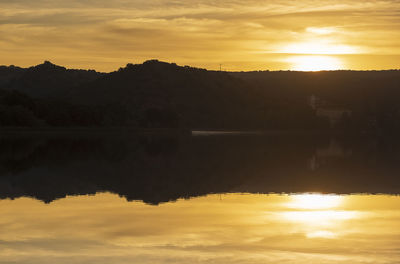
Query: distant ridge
[{"left": 1, "top": 60, "right": 400, "bottom": 132}]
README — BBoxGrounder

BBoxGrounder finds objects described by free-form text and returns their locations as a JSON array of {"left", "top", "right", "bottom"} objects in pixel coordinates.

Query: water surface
[
  {"left": 1, "top": 193, "right": 400, "bottom": 264},
  {"left": 1, "top": 133, "right": 400, "bottom": 263}
]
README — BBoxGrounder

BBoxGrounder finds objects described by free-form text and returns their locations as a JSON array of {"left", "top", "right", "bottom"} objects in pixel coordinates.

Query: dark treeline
[
  {"left": 1, "top": 60, "right": 400, "bottom": 132},
  {"left": 1, "top": 134, "right": 400, "bottom": 204},
  {"left": 233, "top": 70, "right": 400, "bottom": 132},
  {"left": 0, "top": 89, "right": 136, "bottom": 127}
]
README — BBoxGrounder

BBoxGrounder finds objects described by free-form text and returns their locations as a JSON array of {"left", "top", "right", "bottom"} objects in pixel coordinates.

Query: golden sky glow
[
  {"left": 1, "top": 193, "right": 400, "bottom": 263},
  {"left": 1, "top": 0, "right": 400, "bottom": 71}
]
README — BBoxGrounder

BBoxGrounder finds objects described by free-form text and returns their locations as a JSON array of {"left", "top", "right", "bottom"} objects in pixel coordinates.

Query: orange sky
[{"left": 1, "top": 0, "right": 400, "bottom": 71}]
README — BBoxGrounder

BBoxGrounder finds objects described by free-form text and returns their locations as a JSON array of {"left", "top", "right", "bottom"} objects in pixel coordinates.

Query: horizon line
[{"left": 2, "top": 59, "right": 400, "bottom": 74}]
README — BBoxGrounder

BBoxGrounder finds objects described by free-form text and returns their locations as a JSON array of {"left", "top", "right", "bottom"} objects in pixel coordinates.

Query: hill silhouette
[
  {"left": 1, "top": 61, "right": 102, "bottom": 98},
  {"left": 71, "top": 60, "right": 280, "bottom": 128},
  {"left": 0, "top": 60, "right": 400, "bottom": 132}
]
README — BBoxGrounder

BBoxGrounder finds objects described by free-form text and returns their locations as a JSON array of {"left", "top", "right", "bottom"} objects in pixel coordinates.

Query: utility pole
[{"left": 219, "top": 64, "right": 222, "bottom": 71}]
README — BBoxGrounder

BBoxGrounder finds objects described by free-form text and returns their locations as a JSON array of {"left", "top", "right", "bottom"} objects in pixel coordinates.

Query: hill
[
  {"left": 0, "top": 60, "right": 400, "bottom": 132},
  {"left": 72, "top": 60, "right": 303, "bottom": 129},
  {"left": 0, "top": 61, "right": 103, "bottom": 99}
]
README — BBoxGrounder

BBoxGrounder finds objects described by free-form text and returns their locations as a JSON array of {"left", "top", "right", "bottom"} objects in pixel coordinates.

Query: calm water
[
  {"left": 2, "top": 193, "right": 400, "bottom": 264},
  {"left": 1, "top": 132, "right": 400, "bottom": 263}
]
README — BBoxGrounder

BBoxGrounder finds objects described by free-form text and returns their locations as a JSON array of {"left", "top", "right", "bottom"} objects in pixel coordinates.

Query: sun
[
  {"left": 279, "top": 39, "right": 358, "bottom": 71},
  {"left": 287, "top": 55, "right": 344, "bottom": 71},
  {"left": 282, "top": 42, "right": 356, "bottom": 55}
]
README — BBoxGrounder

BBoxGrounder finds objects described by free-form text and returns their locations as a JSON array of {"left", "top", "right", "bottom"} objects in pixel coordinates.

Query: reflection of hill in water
[{"left": 0, "top": 133, "right": 400, "bottom": 204}]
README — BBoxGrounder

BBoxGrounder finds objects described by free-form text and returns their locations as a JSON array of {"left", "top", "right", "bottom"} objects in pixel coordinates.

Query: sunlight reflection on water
[{"left": 0, "top": 193, "right": 399, "bottom": 264}]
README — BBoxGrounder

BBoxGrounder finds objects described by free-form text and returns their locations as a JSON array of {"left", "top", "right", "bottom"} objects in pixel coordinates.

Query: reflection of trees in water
[{"left": 0, "top": 134, "right": 400, "bottom": 204}]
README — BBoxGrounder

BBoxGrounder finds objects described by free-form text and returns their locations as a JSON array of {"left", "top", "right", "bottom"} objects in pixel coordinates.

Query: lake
[{"left": 0, "top": 132, "right": 400, "bottom": 263}]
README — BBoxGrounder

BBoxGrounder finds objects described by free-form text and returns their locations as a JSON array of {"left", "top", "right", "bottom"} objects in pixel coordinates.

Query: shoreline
[
  {"left": 0, "top": 127, "right": 191, "bottom": 136},
  {"left": 0, "top": 127, "right": 379, "bottom": 137}
]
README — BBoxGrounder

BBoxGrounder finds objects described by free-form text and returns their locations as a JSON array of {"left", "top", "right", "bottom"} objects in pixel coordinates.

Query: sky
[{"left": 1, "top": 0, "right": 400, "bottom": 71}]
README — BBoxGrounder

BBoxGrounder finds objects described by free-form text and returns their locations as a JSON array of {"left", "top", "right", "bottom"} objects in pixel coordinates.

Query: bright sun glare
[
  {"left": 287, "top": 194, "right": 342, "bottom": 209},
  {"left": 280, "top": 37, "right": 357, "bottom": 71},
  {"left": 281, "top": 194, "right": 356, "bottom": 239},
  {"left": 283, "top": 42, "right": 356, "bottom": 55},
  {"left": 287, "top": 56, "right": 343, "bottom": 71}
]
